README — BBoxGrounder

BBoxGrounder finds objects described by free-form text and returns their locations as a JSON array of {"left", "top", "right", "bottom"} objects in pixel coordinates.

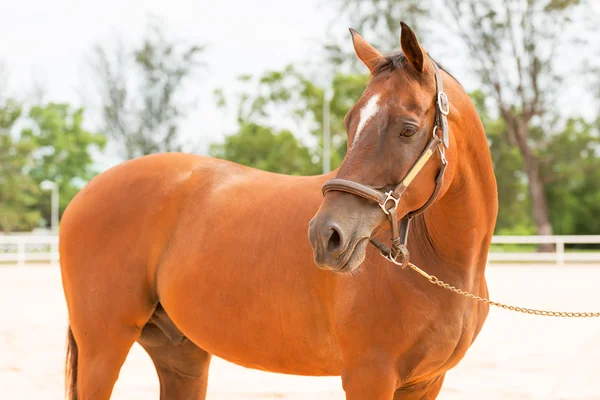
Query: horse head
[{"left": 309, "top": 23, "right": 473, "bottom": 272}]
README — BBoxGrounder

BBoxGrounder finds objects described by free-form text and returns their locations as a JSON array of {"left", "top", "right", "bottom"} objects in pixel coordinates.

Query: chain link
[{"left": 407, "top": 263, "right": 600, "bottom": 318}]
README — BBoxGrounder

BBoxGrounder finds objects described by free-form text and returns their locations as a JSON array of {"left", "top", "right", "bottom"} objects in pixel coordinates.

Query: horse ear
[
  {"left": 400, "top": 22, "right": 426, "bottom": 73},
  {"left": 349, "top": 28, "right": 384, "bottom": 73}
]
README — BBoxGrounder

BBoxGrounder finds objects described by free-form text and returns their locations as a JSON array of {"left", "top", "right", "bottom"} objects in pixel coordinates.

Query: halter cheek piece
[{"left": 322, "top": 57, "right": 450, "bottom": 269}]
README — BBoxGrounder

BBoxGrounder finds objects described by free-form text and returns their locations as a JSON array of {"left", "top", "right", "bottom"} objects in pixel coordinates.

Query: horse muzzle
[{"left": 308, "top": 194, "right": 380, "bottom": 272}]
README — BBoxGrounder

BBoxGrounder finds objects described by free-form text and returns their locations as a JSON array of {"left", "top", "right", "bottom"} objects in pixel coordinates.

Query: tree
[
  {"left": 471, "top": 90, "right": 534, "bottom": 234},
  {"left": 214, "top": 65, "right": 368, "bottom": 172},
  {"left": 332, "top": 0, "right": 596, "bottom": 244},
  {"left": 0, "top": 99, "right": 41, "bottom": 231},
  {"left": 473, "top": 90, "right": 600, "bottom": 236},
  {"left": 21, "top": 103, "right": 106, "bottom": 228},
  {"left": 543, "top": 118, "right": 600, "bottom": 236},
  {"left": 90, "top": 19, "right": 205, "bottom": 159},
  {"left": 209, "top": 123, "right": 320, "bottom": 175}
]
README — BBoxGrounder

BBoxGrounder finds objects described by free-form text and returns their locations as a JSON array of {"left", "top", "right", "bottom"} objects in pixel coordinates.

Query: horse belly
[{"left": 157, "top": 240, "right": 342, "bottom": 376}]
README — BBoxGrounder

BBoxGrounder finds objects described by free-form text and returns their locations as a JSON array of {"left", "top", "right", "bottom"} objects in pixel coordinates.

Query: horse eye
[{"left": 399, "top": 126, "right": 417, "bottom": 137}]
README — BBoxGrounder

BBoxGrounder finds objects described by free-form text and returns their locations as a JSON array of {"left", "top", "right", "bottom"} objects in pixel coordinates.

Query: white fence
[
  {"left": 489, "top": 235, "right": 600, "bottom": 265},
  {"left": 0, "top": 235, "right": 59, "bottom": 265},
  {"left": 1, "top": 235, "right": 600, "bottom": 266}
]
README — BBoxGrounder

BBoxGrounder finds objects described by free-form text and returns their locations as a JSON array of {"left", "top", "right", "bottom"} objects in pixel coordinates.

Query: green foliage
[
  {"left": 544, "top": 0, "right": 581, "bottom": 12},
  {"left": 471, "top": 89, "right": 600, "bottom": 235},
  {"left": 213, "top": 65, "right": 368, "bottom": 174},
  {"left": 0, "top": 100, "right": 105, "bottom": 232},
  {"left": 0, "top": 99, "right": 41, "bottom": 231},
  {"left": 91, "top": 18, "right": 204, "bottom": 159},
  {"left": 209, "top": 123, "right": 320, "bottom": 175},
  {"left": 21, "top": 103, "right": 106, "bottom": 226},
  {"left": 543, "top": 118, "right": 600, "bottom": 235}
]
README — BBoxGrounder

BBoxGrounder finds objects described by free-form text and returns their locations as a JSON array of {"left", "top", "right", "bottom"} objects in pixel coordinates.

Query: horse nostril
[{"left": 327, "top": 227, "right": 342, "bottom": 252}]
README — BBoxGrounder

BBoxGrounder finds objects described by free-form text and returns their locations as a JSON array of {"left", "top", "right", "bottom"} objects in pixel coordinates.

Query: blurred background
[
  {"left": 1, "top": 1, "right": 600, "bottom": 398},
  {"left": 1, "top": 0, "right": 599, "bottom": 239}
]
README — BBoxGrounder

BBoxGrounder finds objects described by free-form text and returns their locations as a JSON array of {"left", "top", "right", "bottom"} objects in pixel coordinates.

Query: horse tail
[{"left": 65, "top": 325, "right": 78, "bottom": 400}]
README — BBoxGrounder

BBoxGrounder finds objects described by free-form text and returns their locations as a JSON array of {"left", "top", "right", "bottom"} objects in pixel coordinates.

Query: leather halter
[{"left": 322, "top": 57, "right": 450, "bottom": 268}]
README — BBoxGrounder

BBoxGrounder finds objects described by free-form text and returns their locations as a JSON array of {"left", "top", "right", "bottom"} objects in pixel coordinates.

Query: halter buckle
[
  {"left": 379, "top": 191, "right": 399, "bottom": 215},
  {"left": 437, "top": 92, "right": 450, "bottom": 116}
]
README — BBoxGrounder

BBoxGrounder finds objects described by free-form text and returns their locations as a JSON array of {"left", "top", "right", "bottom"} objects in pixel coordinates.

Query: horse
[{"left": 60, "top": 22, "right": 497, "bottom": 399}]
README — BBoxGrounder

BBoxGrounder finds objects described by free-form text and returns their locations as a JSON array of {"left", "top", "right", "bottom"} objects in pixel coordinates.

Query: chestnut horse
[{"left": 60, "top": 23, "right": 497, "bottom": 399}]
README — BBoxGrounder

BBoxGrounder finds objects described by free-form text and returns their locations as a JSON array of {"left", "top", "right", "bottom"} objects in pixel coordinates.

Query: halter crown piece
[{"left": 321, "top": 57, "right": 450, "bottom": 268}]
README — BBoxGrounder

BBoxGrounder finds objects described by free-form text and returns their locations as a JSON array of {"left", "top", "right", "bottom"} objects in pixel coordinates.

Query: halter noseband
[{"left": 321, "top": 57, "right": 450, "bottom": 269}]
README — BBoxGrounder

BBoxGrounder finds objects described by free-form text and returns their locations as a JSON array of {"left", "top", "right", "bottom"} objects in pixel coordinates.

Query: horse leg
[
  {"left": 63, "top": 258, "right": 156, "bottom": 399},
  {"left": 138, "top": 306, "right": 212, "bottom": 400},
  {"left": 393, "top": 374, "right": 445, "bottom": 400},
  {"left": 71, "top": 321, "right": 146, "bottom": 399},
  {"left": 341, "top": 358, "right": 399, "bottom": 400}
]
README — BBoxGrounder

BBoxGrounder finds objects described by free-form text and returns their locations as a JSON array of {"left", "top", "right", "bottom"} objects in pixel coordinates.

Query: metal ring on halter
[
  {"left": 382, "top": 247, "right": 409, "bottom": 269},
  {"left": 385, "top": 253, "right": 404, "bottom": 266},
  {"left": 432, "top": 125, "right": 444, "bottom": 143},
  {"left": 379, "top": 190, "right": 399, "bottom": 215}
]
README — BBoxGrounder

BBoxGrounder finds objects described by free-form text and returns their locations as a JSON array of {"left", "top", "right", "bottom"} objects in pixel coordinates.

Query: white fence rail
[
  {"left": 1, "top": 235, "right": 600, "bottom": 266},
  {"left": 0, "top": 235, "right": 59, "bottom": 265},
  {"left": 489, "top": 235, "right": 600, "bottom": 265}
]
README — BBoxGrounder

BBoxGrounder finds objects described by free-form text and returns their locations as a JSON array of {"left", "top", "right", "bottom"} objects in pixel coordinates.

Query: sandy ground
[{"left": 2, "top": 264, "right": 600, "bottom": 400}]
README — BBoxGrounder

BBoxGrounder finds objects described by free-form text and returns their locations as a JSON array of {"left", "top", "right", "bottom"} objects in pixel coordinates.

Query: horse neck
[{"left": 412, "top": 123, "right": 498, "bottom": 284}]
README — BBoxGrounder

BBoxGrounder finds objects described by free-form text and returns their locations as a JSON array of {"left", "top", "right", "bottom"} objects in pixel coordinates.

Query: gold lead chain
[{"left": 407, "top": 263, "right": 600, "bottom": 318}]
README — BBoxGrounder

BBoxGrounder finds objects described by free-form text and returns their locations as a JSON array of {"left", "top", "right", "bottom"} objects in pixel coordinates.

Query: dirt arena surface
[{"left": 2, "top": 264, "right": 600, "bottom": 399}]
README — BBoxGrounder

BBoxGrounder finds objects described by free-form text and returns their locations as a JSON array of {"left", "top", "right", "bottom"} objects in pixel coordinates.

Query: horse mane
[{"left": 374, "top": 52, "right": 462, "bottom": 88}]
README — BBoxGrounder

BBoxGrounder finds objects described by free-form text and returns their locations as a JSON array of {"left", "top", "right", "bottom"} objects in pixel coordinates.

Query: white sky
[
  {"left": 1, "top": 0, "right": 598, "bottom": 169},
  {"left": 0, "top": 0, "right": 340, "bottom": 168}
]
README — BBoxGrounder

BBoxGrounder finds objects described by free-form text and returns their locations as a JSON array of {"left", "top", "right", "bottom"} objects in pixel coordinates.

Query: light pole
[
  {"left": 41, "top": 180, "right": 59, "bottom": 264},
  {"left": 322, "top": 87, "right": 334, "bottom": 174},
  {"left": 41, "top": 180, "right": 59, "bottom": 234}
]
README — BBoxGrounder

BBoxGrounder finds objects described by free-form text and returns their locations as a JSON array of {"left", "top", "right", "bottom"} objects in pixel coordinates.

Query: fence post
[
  {"left": 556, "top": 239, "right": 565, "bottom": 266},
  {"left": 17, "top": 239, "right": 26, "bottom": 266}
]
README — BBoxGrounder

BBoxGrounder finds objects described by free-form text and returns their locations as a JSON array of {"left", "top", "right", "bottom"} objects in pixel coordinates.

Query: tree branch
[
  {"left": 445, "top": 0, "right": 504, "bottom": 101},
  {"left": 505, "top": 0, "right": 527, "bottom": 121}
]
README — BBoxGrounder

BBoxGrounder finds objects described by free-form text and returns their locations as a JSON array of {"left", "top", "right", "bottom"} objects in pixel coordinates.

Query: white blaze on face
[{"left": 350, "top": 94, "right": 381, "bottom": 151}]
